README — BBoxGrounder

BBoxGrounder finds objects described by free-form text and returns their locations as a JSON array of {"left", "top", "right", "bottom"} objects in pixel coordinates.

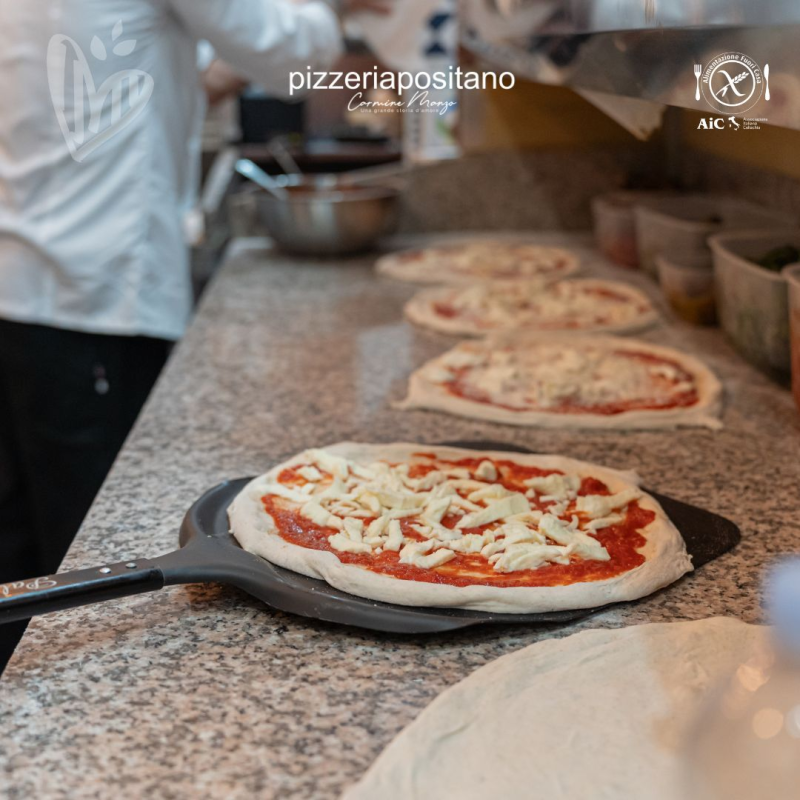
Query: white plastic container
[
  {"left": 709, "top": 229, "right": 800, "bottom": 378},
  {"left": 656, "top": 249, "right": 716, "bottom": 326},
  {"left": 591, "top": 191, "right": 674, "bottom": 269},
  {"left": 783, "top": 264, "right": 800, "bottom": 412},
  {"left": 684, "top": 560, "right": 800, "bottom": 800},
  {"left": 636, "top": 196, "right": 795, "bottom": 278}
]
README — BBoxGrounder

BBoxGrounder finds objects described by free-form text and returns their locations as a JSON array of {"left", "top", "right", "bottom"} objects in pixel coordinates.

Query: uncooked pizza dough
[
  {"left": 376, "top": 240, "right": 580, "bottom": 285},
  {"left": 398, "top": 334, "right": 723, "bottom": 430},
  {"left": 228, "top": 443, "right": 692, "bottom": 614},
  {"left": 342, "top": 618, "right": 765, "bottom": 800},
  {"left": 404, "top": 278, "right": 659, "bottom": 336}
]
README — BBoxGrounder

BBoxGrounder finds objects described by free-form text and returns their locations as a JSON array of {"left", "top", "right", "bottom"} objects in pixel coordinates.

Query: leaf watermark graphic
[{"left": 47, "top": 21, "right": 154, "bottom": 163}]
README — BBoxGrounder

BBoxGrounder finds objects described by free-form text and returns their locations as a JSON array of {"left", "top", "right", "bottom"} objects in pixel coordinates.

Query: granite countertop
[{"left": 1, "top": 233, "right": 799, "bottom": 799}]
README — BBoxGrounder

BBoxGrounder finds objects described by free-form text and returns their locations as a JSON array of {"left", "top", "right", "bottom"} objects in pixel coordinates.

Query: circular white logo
[{"left": 700, "top": 52, "right": 764, "bottom": 114}]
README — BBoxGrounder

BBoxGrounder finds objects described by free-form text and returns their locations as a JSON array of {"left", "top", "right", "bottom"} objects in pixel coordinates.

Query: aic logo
[
  {"left": 694, "top": 52, "right": 767, "bottom": 115},
  {"left": 696, "top": 116, "right": 741, "bottom": 131}
]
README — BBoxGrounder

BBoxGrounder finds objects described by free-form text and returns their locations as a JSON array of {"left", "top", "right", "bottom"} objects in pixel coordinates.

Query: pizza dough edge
[
  {"left": 340, "top": 618, "right": 765, "bottom": 800},
  {"left": 398, "top": 334, "right": 724, "bottom": 431},
  {"left": 228, "top": 442, "right": 693, "bottom": 614}
]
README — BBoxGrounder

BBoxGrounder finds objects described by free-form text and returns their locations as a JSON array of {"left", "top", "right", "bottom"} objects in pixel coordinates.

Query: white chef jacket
[{"left": 0, "top": 0, "right": 342, "bottom": 341}]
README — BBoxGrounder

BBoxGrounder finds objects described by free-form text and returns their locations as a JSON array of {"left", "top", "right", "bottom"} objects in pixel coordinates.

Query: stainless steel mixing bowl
[{"left": 254, "top": 175, "right": 400, "bottom": 256}]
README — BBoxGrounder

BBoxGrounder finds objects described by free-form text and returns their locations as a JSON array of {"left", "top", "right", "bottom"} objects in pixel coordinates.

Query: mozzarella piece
[
  {"left": 507, "top": 510, "right": 544, "bottom": 526},
  {"left": 400, "top": 544, "right": 456, "bottom": 569},
  {"left": 524, "top": 473, "right": 581, "bottom": 499},
  {"left": 475, "top": 460, "right": 498, "bottom": 481},
  {"left": 576, "top": 488, "right": 640, "bottom": 519},
  {"left": 374, "top": 489, "right": 428, "bottom": 510},
  {"left": 328, "top": 533, "right": 372, "bottom": 554},
  {"left": 384, "top": 520, "right": 404, "bottom": 551},
  {"left": 403, "top": 470, "right": 447, "bottom": 492},
  {"left": 421, "top": 496, "right": 452, "bottom": 526},
  {"left": 300, "top": 500, "right": 343, "bottom": 530},
  {"left": 297, "top": 465, "right": 323, "bottom": 482},
  {"left": 449, "top": 495, "right": 484, "bottom": 513},
  {"left": 442, "top": 349, "right": 486, "bottom": 369},
  {"left": 586, "top": 514, "right": 625, "bottom": 533},
  {"left": 481, "top": 540, "right": 506, "bottom": 558},
  {"left": 468, "top": 484, "right": 513, "bottom": 503},
  {"left": 447, "top": 479, "right": 488, "bottom": 492},
  {"left": 457, "top": 493, "right": 530, "bottom": 529},
  {"left": 443, "top": 468, "right": 472, "bottom": 480},
  {"left": 306, "top": 448, "right": 351, "bottom": 479},
  {"left": 319, "top": 476, "right": 349, "bottom": 500},
  {"left": 343, "top": 518, "right": 364, "bottom": 542},
  {"left": 497, "top": 521, "right": 546, "bottom": 546},
  {"left": 539, "top": 514, "right": 609, "bottom": 562},
  {"left": 492, "top": 543, "right": 573, "bottom": 573},
  {"left": 444, "top": 533, "right": 493, "bottom": 554},
  {"left": 422, "top": 366, "right": 456, "bottom": 383},
  {"left": 261, "top": 483, "right": 311, "bottom": 504},
  {"left": 367, "top": 516, "right": 389, "bottom": 539}
]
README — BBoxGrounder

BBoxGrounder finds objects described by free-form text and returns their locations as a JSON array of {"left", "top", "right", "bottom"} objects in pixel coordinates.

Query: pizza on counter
[
  {"left": 398, "top": 334, "right": 723, "bottom": 430},
  {"left": 404, "top": 278, "right": 659, "bottom": 337},
  {"left": 229, "top": 443, "right": 692, "bottom": 614},
  {"left": 376, "top": 241, "right": 580, "bottom": 285}
]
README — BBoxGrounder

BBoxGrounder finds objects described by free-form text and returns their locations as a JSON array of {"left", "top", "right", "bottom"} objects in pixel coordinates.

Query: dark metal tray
[{"left": 0, "top": 442, "right": 740, "bottom": 634}]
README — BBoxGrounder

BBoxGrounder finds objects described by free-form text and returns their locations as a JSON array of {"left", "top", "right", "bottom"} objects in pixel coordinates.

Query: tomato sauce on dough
[{"left": 263, "top": 456, "right": 651, "bottom": 588}]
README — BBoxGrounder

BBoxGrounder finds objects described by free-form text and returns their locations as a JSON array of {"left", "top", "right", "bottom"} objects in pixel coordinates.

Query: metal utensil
[
  {"left": 234, "top": 158, "right": 288, "bottom": 200},
  {"left": 268, "top": 137, "right": 303, "bottom": 176},
  {"left": 337, "top": 161, "right": 408, "bottom": 187},
  {"left": 255, "top": 175, "right": 400, "bottom": 256},
  {"left": 0, "top": 441, "right": 741, "bottom": 634}
]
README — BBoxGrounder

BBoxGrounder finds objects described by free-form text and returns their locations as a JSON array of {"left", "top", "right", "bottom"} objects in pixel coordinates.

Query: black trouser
[{"left": 0, "top": 319, "right": 170, "bottom": 669}]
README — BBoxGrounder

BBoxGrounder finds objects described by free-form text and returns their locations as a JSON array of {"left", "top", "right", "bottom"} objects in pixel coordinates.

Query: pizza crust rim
[
  {"left": 228, "top": 442, "right": 693, "bottom": 614},
  {"left": 404, "top": 279, "right": 661, "bottom": 337},
  {"left": 398, "top": 334, "right": 723, "bottom": 431},
  {"left": 375, "top": 242, "right": 581, "bottom": 285}
]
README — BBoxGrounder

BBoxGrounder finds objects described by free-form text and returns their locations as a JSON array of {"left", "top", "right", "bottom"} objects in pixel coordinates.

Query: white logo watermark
[
  {"left": 289, "top": 66, "right": 515, "bottom": 115},
  {"left": 47, "top": 22, "right": 154, "bottom": 163},
  {"left": 693, "top": 51, "right": 770, "bottom": 131}
]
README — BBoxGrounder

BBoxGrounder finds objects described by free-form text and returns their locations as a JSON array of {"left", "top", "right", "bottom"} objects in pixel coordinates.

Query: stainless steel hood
[{"left": 462, "top": 0, "right": 800, "bottom": 130}]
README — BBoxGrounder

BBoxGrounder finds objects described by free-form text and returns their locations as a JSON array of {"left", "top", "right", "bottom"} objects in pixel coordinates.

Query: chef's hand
[{"left": 203, "top": 59, "right": 249, "bottom": 107}]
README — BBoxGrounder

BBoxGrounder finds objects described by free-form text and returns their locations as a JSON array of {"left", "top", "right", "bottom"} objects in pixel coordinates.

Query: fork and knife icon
[{"left": 693, "top": 62, "right": 771, "bottom": 104}]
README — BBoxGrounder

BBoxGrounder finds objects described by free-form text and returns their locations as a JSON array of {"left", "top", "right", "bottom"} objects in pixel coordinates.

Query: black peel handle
[{"left": 0, "top": 560, "right": 164, "bottom": 624}]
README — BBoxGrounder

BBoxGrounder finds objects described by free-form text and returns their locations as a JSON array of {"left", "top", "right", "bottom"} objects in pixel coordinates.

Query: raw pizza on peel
[
  {"left": 375, "top": 240, "right": 580, "bottom": 285},
  {"left": 398, "top": 334, "right": 723, "bottom": 430},
  {"left": 404, "top": 278, "right": 659, "bottom": 337},
  {"left": 229, "top": 443, "right": 692, "bottom": 613}
]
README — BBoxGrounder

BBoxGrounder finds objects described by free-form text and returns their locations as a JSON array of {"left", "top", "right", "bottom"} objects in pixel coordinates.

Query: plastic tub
[
  {"left": 636, "top": 196, "right": 796, "bottom": 278},
  {"left": 656, "top": 249, "right": 716, "bottom": 326},
  {"left": 591, "top": 191, "right": 674, "bottom": 269},
  {"left": 709, "top": 229, "right": 800, "bottom": 378},
  {"left": 783, "top": 264, "right": 800, "bottom": 411}
]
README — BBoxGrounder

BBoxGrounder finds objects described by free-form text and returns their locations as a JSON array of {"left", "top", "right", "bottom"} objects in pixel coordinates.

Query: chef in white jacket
[{"left": 0, "top": 0, "right": 386, "bottom": 662}]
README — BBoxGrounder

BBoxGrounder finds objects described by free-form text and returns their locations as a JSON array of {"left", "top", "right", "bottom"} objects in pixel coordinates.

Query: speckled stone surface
[{"left": 1, "top": 232, "right": 799, "bottom": 800}]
